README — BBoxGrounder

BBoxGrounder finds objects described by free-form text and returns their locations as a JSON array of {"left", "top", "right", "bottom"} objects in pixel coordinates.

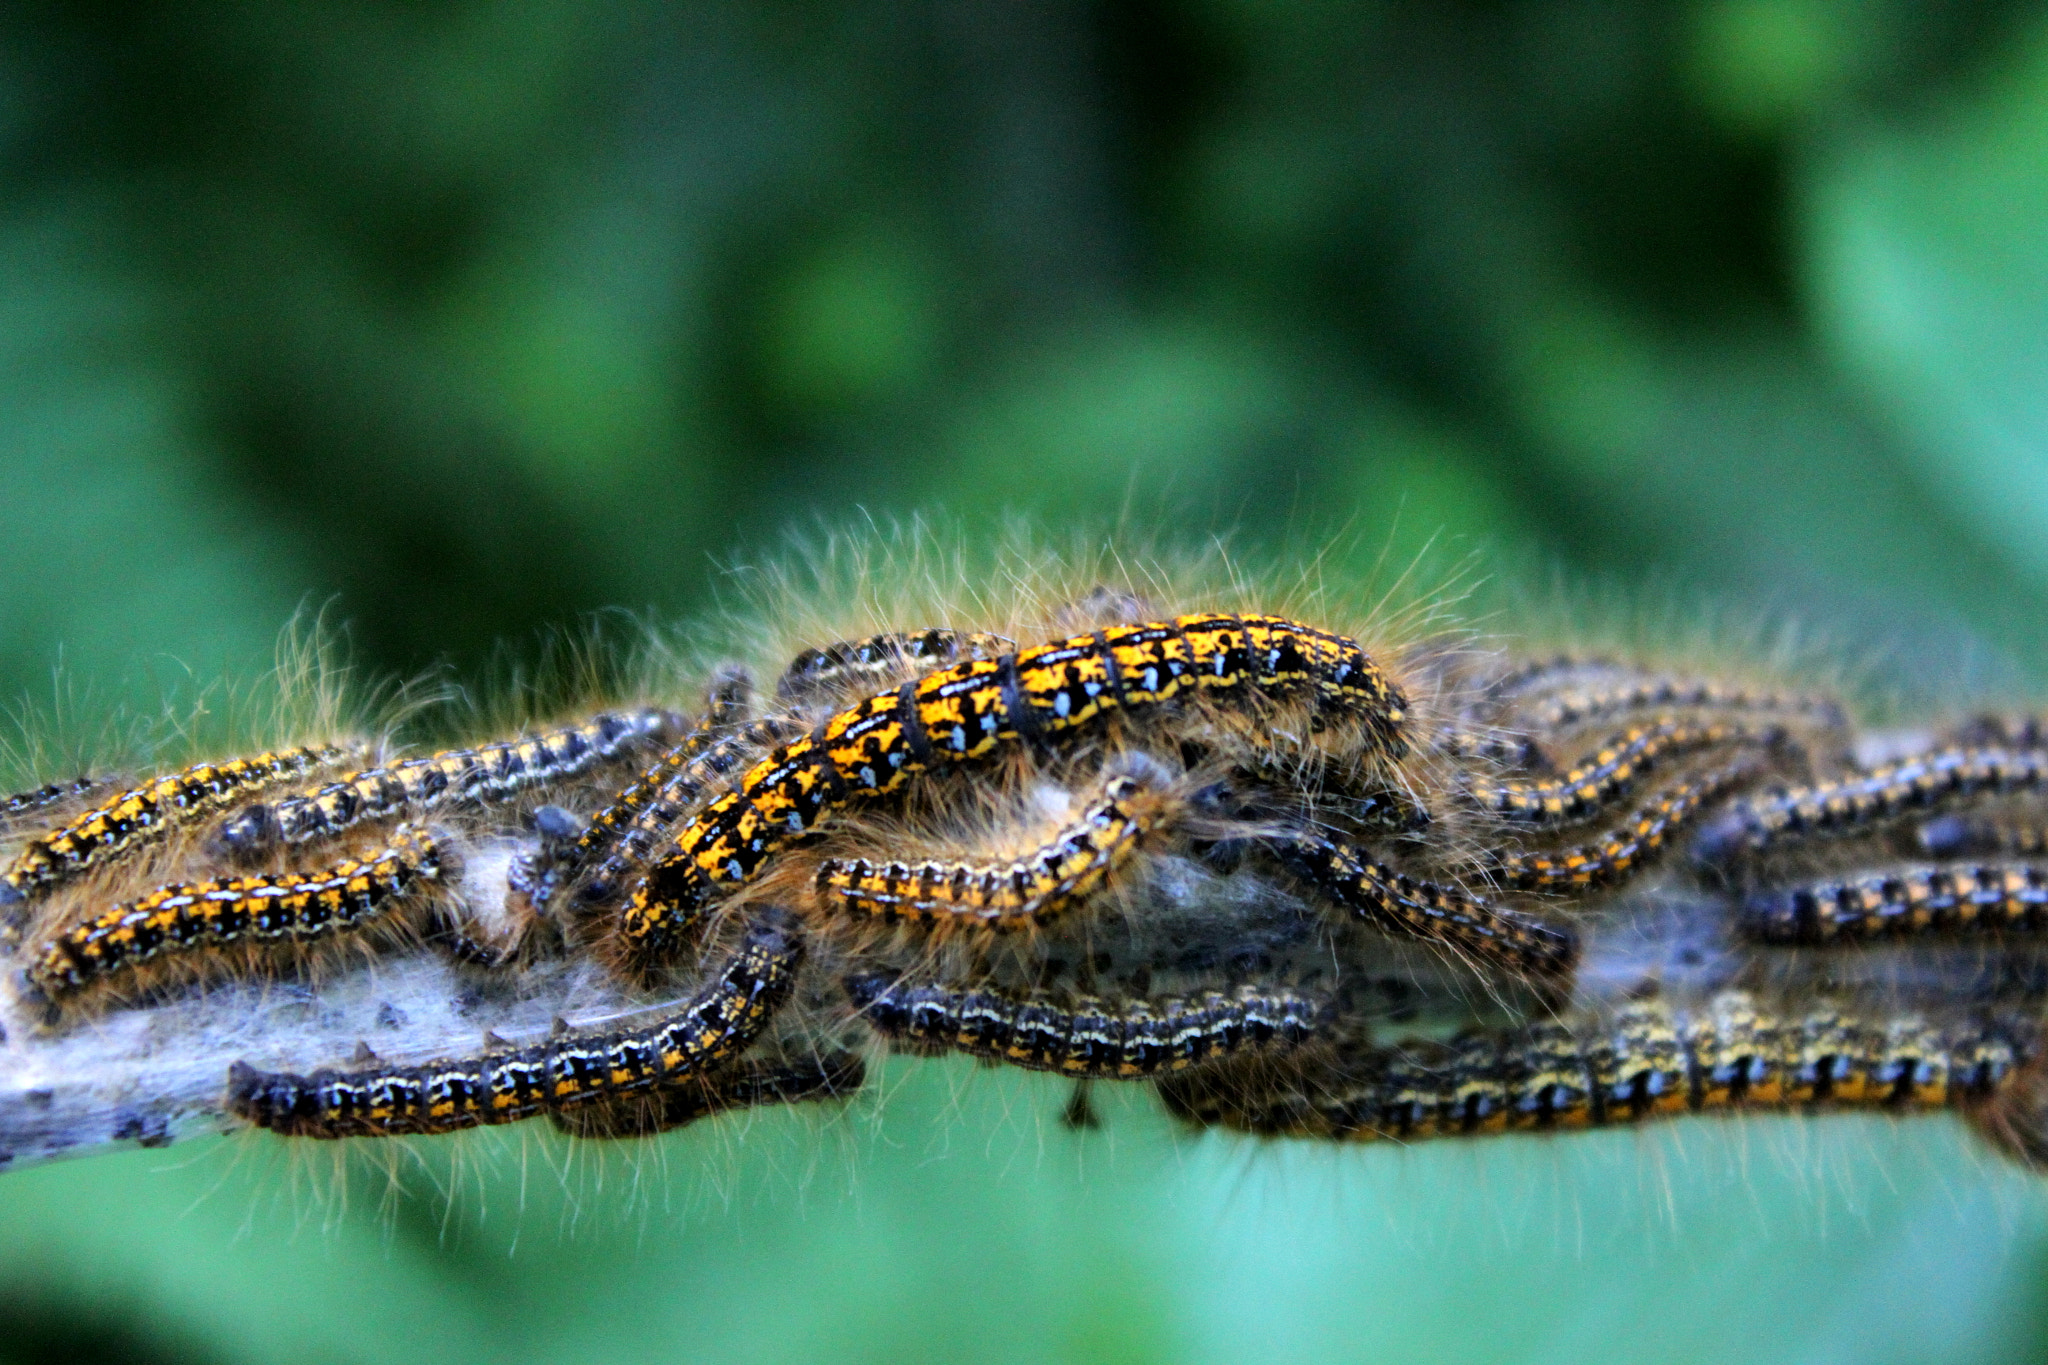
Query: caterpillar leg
[
  {"left": 21, "top": 823, "right": 448, "bottom": 1014},
  {"left": 212, "top": 708, "right": 681, "bottom": 857},
  {"left": 813, "top": 758, "right": 1175, "bottom": 933},
  {"left": 1264, "top": 833, "right": 1578, "bottom": 979},
  {"left": 1061, "top": 1081, "right": 1101, "bottom": 1130},
  {"left": 546, "top": 1052, "right": 866, "bottom": 1139},
  {"left": 227, "top": 904, "right": 804, "bottom": 1138},
  {"left": 1159, "top": 992, "right": 2029, "bottom": 1143},
  {"left": 845, "top": 975, "right": 1322, "bottom": 1078}
]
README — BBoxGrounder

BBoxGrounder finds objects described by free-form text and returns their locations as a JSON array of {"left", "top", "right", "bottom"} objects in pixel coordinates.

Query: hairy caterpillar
[{"left": 0, "top": 527, "right": 2043, "bottom": 1178}]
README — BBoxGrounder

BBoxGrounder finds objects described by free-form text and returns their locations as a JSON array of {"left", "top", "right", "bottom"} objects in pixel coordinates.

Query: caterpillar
[
  {"left": 228, "top": 905, "right": 802, "bottom": 1138},
  {"left": 1157, "top": 992, "right": 2029, "bottom": 1143}
]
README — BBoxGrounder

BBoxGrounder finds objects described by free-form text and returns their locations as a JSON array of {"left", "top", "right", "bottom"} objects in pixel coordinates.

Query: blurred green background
[{"left": 5, "top": 2, "right": 2048, "bottom": 1362}]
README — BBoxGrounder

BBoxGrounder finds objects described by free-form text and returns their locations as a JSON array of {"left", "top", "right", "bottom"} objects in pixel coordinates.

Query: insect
[{"left": 2, "top": 544, "right": 2047, "bottom": 1174}]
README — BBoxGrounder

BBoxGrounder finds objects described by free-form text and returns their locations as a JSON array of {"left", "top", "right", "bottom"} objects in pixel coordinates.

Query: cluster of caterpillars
[{"left": 5, "top": 592, "right": 2048, "bottom": 1167}]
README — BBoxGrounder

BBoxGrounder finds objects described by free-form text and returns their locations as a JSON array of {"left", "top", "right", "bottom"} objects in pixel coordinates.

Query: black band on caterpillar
[
  {"left": 1742, "top": 863, "right": 2048, "bottom": 944},
  {"left": 777, "top": 630, "right": 1012, "bottom": 706}
]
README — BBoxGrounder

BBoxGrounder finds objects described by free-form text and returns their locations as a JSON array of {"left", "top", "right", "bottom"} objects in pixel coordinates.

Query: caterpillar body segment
[
  {"left": 1694, "top": 747, "right": 2048, "bottom": 866},
  {"left": 227, "top": 906, "right": 803, "bottom": 1138},
  {"left": 24, "top": 823, "right": 445, "bottom": 1007},
  {"left": 1270, "top": 835, "right": 1578, "bottom": 979},
  {"left": 618, "top": 615, "right": 1406, "bottom": 968},
  {"left": 213, "top": 708, "right": 680, "bottom": 856},
  {"left": 0, "top": 745, "right": 356, "bottom": 922},
  {"left": 1160, "top": 993, "right": 2029, "bottom": 1142},
  {"left": 847, "top": 976, "right": 1321, "bottom": 1078},
  {"left": 1462, "top": 719, "right": 1772, "bottom": 827},
  {"left": 547, "top": 1052, "right": 867, "bottom": 1139},
  {"left": 815, "top": 762, "right": 1173, "bottom": 932}
]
